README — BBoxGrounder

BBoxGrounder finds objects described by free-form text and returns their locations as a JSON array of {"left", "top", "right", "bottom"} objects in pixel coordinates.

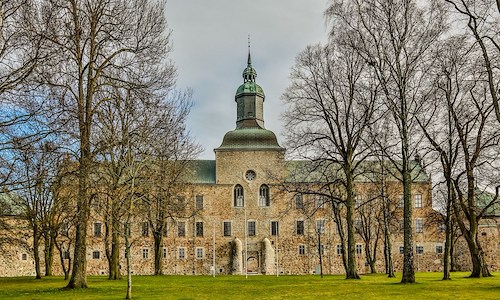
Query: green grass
[{"left": 0, "top": 272, "right": 499, "bottom": 300}]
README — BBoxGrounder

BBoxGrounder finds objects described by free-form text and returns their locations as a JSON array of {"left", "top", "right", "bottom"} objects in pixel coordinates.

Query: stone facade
[{"left": 1, "top": 54, "right": 499, "bottom": 277}]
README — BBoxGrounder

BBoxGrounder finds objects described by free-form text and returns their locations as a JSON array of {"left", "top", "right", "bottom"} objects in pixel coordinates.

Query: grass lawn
[{"left": 0, "top": 272, "right": 499, "bottom": 300}]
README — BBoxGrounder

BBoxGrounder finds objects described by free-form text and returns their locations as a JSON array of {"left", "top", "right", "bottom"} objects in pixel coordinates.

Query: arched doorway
[{"left": 247, "top": 256, "right": 259, "bottom": 273}]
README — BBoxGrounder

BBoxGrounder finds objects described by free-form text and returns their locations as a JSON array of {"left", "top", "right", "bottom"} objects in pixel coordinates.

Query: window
[
  {"left": 196, "top": 195, "right": 204, "bottom": 210},
  {"left": 142, "top": 248, "right": 149, "bottom": 259},
  {"left": 178, "top": 221, "right": 186, "bottom": 237},
  {"left": 141, "top": 222, "right": 149, "bottom": 236},
  {"left": 259, "top": 184, "right": 270, "bottom": 207},
  {"left": 63, "top": 251, "right": 70, "bottom": 259},
  {"left": 296, "top": 220, "right": 304, "bottom": 235},
  {"left": 178, "top": 247, "right": 186, "bottom": 259},
  {"left": 355, "top": 218, "right": 362, "bottom": 231},
  {"left": 436, "top": 245, "right": 443, "bottom": 254},
  {"left": 162, "top": 223, "right": 168, "bottom": 237},
  {"left": 60, "top": 222, "right": 69, "bottom": 236},
  {"left": 416, "top": 246, "right": 424, "bottom": 254},
  {"left": 177, "top": 196, "right": 186, "bottom": 208},
  {"left": 316, "top": 219, "right": 325, "bottom": 234},
  {"left": 21, "top": 253, "right": 28, "bottom": 261},
  {"left": 299, "top": 245, "right": 306, "bottom": 255},
  {"left": 163, "top": 248, "right": 168, "bottom": 259},
  {"left": 248, "top": 221, "right": 256, "bottom": 236},
  {"left": 316, "top": 196, "right": 325, "bottom": 208},
  {"left": 93, "top": 222, "right": 102, "bottom": 237},
  {"left": 124, "top": 222, "right": 131, "bottom": 237},
  {"left": 336, "top": 244, "right": 343, "bottom": 255},
  {"left": 196, "top": 222, "right": 204, "bottom": 237},
  {"left": 223, "top": 221, "right": 232, "bottom": 237},
  {"left": 414, "top": 194, "right": 422, "bottom": 208},
  {"left": 196, "top": 247, "right": 204, "bottom": 259},
  {"left": 355, "top": 195, "right": 362, "bottom": 208},
  {"left": 271, "top": 221, "right": 279, "bottom": 236},
  {"left": 295, "top": 194, "right": 304, "bottom": 209},
  {"left": 438, "top": 223, "right": 446, "bottom": 233},
  {"left": 234, "top": 185, "right": 244, "bottom": 207},
  {"left": 356, "top": 244, "right": 363, "bottom": 255},
  {"left": 92, "top": 250, "right": 100, "bottom": 259},
  {"left": 319, "top": 244, "right": 325, "bottom": 255},
  {"left": 399, "top": 246, "right": 404, "bottom": 254},
  {"left": 415, "top": 218, "right": 424, "bottom": 233}
]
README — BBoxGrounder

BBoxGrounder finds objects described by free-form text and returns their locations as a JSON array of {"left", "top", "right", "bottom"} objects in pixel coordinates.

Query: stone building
[{"left": 1, "top": 53, "right": 498, "bottom": 277}]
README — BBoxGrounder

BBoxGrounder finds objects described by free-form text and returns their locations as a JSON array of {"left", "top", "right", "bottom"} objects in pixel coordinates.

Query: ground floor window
[
  {"left": 299, "top": 244, "right": 306, "bottom": 255},
  {"left": 92, "top": 250, "right": 100, "bottom": 259},
  {"left": 178, "top": 247, "right": 186, "bottom": 259},
  {"left": 196, "top": 247, "right": 204, "bottom": 259},
  {"left": 336, "top": 244, "right": 342, "bottom": 255},
  {"left": 163, "top": 247, "right": 168, "bottom": 259},
  {"left": 416, "top": 246, "right": 424, "bottom": 254},
  {"left": 436, "top": 244, "right": 443, "bottom": 254},
  {"left": 142, "top": 248, "right": 149, "bottom": 259},
  {"left": 21, "top": 253, "right": 28, "bottom": 261},
  {"left": 356, "top": 244, "right": 363, "bottom": 255},
  {"left": 223, "top": 221, "right": 232, "bottom": 236}
]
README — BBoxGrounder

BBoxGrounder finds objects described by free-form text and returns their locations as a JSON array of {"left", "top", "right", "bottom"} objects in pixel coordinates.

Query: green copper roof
[
  {"left": 216, "top": 127, "right": 283, "bottom": 151},
  {"left": 235, "top": 52, "right": 265, "bottom": 98},
  {"left": 182, "top": 160, "right": 216, "bottom": 184}
]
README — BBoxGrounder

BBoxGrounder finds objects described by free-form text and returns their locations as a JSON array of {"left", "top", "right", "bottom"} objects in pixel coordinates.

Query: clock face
[{"left": 245, "top": 170, "right": 256, "bottom": 181}]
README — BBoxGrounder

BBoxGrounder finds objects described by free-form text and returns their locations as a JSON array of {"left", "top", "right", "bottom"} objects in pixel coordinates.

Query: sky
[{"left": 166, "top": 0, "right": 330, "bottom": 159}]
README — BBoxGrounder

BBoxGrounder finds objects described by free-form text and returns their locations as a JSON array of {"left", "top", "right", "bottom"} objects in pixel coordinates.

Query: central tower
[{"left": 214, "top": 51, "right": 284, "bottom": 184}]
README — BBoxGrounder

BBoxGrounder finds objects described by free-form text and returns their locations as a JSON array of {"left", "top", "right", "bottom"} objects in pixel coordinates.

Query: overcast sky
[{"left": 166, "top": 0, "right": 329, "bottom": 159}]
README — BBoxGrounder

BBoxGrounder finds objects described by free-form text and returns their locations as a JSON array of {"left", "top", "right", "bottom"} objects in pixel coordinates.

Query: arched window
[
  {"left": 234, "top": 184, "right": 244, "bottom": 207},
  {"left": 259, "top": 184, "right": 270, "bottom": 207}
]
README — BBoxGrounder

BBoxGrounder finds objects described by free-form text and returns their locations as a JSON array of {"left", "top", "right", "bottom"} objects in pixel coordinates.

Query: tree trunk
[
  {"left": 344, "top": 164, "right": 360, "bottom": 279},
  {"left": 443, "top": 181, "right": 453, "bottom": 280},
  {"left": 33, "top": 226, "right": 42, "bottom": 279},
  {"left": 401, "top": 141, "right": 415, "bottom": 283},
  {"left": 109, "top": 215, "right": 121, "bottom": 280},
  {"left": 154, "top": 230, "right": 163, "bottom": 275},
  {"left": 125, "top": 234, "right": 132, "bottom": 299},
  {"left": 44, "top": 233, "right": 55, "bottom": 276}
]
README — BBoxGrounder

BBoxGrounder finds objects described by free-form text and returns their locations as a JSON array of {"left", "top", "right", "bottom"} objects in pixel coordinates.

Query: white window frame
[
  {"left": 178, "top": 247, "right": 186, "bottom": 259},
  {"left": 196, "top": 247, "right": 204, "bottom": 259},
  {"left": 414, "top": 194, "right": 423, "bottom": 208}
]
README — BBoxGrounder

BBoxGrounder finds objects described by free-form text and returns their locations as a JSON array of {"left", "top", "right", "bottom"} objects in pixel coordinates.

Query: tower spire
[{"left": 243, "top": 36, "right": 257, "bottom": 83}]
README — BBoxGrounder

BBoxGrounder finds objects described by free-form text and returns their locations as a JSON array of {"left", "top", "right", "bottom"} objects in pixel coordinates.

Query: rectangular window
[
  {"left": 60, "top": 222, "right": 69, "bottom": 236},
  {"left": 316, "top": 196, "right": 325, "bottom": 208},
  {"left": 436, "top": 245, "right": 443, "bottom": 254},
  {"left": 162, "top": 223, "right": 168, "bottom": 237},
  {"left": 298, "top": 245, "right": 306, "bottom": 255},
  {"left": 319, "top": 244, "right": 325, "bottom": 255},
  {"left": 271, "top": 221, "right": 279, "bottom": 236},
  {"left": 399, "top": 246, "right": 404, "bottom": 254},
  {"left": 196, "top": 195, "right": 204, "bottom": 210},
  {"left": 177, "top": 196, "right": 186, "bottom": 208},
  {"left": 438, "top": 223, "right": 446, "bottom": 233},
  {"left": 196, "top": 221, "right": 204, "bottom": 237},
  {"left": 142, "top": 248, "right": 149, "bottom": 259},
  {"left": 163, "top": 247, "right": 168, "bottom": 259},
  {"left": 414, "top": 194, "right": 422, "bottom": 208},
  {"left": 248, "top": 221, "right": 256, "bottom": 236},
  {"left": 93, "top": 222, "right": 102, "bottom": 237},
  {"left": 196, "top": 247, "right": 204, "bottom": 259},
  {"left": 415, "top": 218, "right": 424, "bottom": 233},
  {"left": 178, "top": 247, "right": 186, "bottom": 259},
  {"left": 178, "top": 221, "right": 186, "bottom": 237},
  {"left": 21, "top": 253, "right": 28, "bottom": 261},
  {"left": 124, "top": 222, "right": 131, "bottom": 237},
  {"left": 355, "top": 218, "right": 362, "bottom": 231},
  {"left": 355, "top": 195, "right": 362, "bottom": 208},
  {"left": 141, "top": 222, "right": 149, "bottom": 237},
  {"left": 296, "top": 220, "right": 304, "bottom": 235},
  {"left": 316, "top": 219, "right": 325, "bottom": 234},
  {"left": 295, "top": 194, "right": 304, "bottom": 209},
  {"left": 63, "top": 251, "right": 70, "bottom": 259},
  {"left": 416, "top": 246, "right": 424, "bottom": 254},
  {"left": 336, "top": 244, "right": 343, "bottom": 255},
  {"left": 92, "top": 250, "right": 100, "bottom": 259},
  {"left": 356, "top": 244, "right": 363, "bottom": 255},
  {"left": 223, "top": 221, "right": 232, "bottom": 237}
]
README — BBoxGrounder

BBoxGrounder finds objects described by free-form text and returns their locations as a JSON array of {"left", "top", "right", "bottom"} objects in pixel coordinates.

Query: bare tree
[
  {"left": 282, "top": 42, "right": 378, "bottom": 279},
  {"left": 444, "top": 0, "right": 500, "bottom": 124},
  {"left": 33, "top": 0, "right": 175, "bottom": 288},
  {"left": 327, "top": 0, "right": 448, "bottom": 283}
]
